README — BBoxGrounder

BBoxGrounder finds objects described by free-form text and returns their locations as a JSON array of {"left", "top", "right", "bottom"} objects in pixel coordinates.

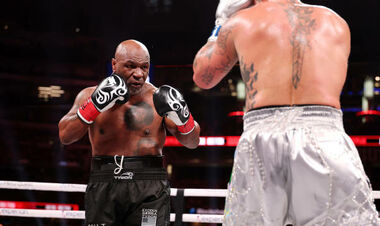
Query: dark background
[{"left": 0, "top": 0, "right": 379, "bottom": 225}]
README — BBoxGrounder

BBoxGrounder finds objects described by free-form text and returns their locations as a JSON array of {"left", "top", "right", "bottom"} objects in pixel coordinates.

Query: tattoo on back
[
  {"left": 284, "top": 4, "right": 316, "bottom": 89},
  {"left": 124, "top": 102, "right": 154, "bottom": 131},
  {"left": 240, "top": 57, "right": 258, "bottom": 110}
]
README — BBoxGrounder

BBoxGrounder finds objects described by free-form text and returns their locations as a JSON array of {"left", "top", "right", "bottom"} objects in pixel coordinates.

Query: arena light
[
  {"left": 350, "top": 136, "right": 380, "bottom": 147},
  {"left": 165, "top": 136, "right": 380, "bottom": 147},
  {"left": 356, "top": 110, "right": 380, "bottom": 116},
  {"left": 0, "top": 201, "right": 79, "bottom": 211},
  {"left": 363, "top": 76, "right": 374, "bottom": 98},
  {"left": 166, "top": 136, "right": 228, "bottom": 147},
  {"left": 38, "top": 85, "right": 64, "bottom": 101},
  {"left": 228, "top": 111, "right": 244, "bottom": 117},
  {"left": 236, "top": 79, "right": 245, "bottom": 100}
]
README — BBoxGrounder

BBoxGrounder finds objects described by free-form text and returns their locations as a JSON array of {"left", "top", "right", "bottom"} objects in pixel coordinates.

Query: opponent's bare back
[{"left": 193, "top": 0, "right": 351, "bottom": 111}]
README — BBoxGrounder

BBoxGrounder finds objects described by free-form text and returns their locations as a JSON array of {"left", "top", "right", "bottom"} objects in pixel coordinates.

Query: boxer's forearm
[
  {"left": 193, "top": 42, "right": 220, "bottom": 89},
  {"left": 174, "top": 121, "right": 201, "bottom": 149},
  {"left": 58, "top": 113, "right": 89, "bottom": 145},
  {"left": 193, "top": 23, "right": 238, "bottom": 89}
]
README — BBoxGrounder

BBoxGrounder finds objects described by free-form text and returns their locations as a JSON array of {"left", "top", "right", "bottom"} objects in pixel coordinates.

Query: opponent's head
[{"left": 112, "top": 39, "right": 150, "bottom": 95}]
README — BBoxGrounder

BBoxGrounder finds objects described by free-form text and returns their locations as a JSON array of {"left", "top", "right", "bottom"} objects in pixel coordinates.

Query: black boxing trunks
[{"left": 85, "top": 155, "right": 170, "bottom": 226}]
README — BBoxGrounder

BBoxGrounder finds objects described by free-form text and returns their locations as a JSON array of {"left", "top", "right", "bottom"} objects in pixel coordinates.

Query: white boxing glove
[
  {"left": 216, "top": 0, "right": 253, "bottom": 25},
  {"left": 209, "top": 0, "right": 253, "bottom": 41}
]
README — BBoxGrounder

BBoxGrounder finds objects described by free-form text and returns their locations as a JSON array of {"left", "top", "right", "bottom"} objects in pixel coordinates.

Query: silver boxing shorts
[{"left": 223, "top": 105, "right": 379, "bottom": 226}]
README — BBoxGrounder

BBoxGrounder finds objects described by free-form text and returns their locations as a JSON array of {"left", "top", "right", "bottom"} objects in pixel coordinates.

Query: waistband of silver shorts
[{"left": 243, "top": 105, "right": 343, "bottom": 129}]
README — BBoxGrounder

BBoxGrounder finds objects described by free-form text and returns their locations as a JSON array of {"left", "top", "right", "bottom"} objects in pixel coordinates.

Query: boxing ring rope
[
  {"left": 0, "top": 180, "right": 379, "bottom": 223},
  {"left": 0, "top": 209, "right": 223, "bottom": 223},
  {"left": 0, "top": 180, "right": 226, "bottom": 223}
]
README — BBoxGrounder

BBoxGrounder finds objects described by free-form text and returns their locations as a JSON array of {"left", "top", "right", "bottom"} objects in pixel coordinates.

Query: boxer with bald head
[
  {"left": 59, "top": 39, "right": 200, "bottom": 226},
  {"left": 193, "top": 0, "right": 379, "bottom": 225}
]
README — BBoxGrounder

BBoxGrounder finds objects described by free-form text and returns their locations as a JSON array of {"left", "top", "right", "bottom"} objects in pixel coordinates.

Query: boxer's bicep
[{"left": 58, "top": 88, "right": 94, "bottom": 145}]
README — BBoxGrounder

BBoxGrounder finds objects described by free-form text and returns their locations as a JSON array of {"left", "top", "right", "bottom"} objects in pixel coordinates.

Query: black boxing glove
[
  {"left": 77, "top": 73, "right": 129, "bottom": 124},
  {"left": 153, "top": 85, "right": 195, "bottom": 134}
]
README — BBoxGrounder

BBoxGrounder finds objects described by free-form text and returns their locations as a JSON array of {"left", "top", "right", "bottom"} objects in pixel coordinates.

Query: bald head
[
  {"left": 111, "top": 40, "right": 151, "bottom": 95},
  {"left": 114, "top": 39, "right": 150, "bottom": 61}
]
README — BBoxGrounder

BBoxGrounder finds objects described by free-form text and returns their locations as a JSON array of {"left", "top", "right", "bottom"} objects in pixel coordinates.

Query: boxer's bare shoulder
[
  {"left": 144, "top": 81, "right": 158, "bottom": 94},
  {"left": 76, "top": 86, "right": 96, "bottom": 100}
]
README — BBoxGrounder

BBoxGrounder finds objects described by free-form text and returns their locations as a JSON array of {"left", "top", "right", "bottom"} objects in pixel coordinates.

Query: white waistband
[{"left": 243, "top": 105, "right": 343, "bottom": 131}]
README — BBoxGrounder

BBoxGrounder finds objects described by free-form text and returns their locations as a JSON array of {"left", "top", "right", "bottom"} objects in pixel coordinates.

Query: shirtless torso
[
  {"left": 59, "top": 40, "right": 200, "bottom": 157},
  {"left": 84, "top": 82, "right": 166, "bottom": 156}
]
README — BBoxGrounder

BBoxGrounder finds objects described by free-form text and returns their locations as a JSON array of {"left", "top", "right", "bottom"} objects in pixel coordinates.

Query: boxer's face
[{"left": 112, "top": 48, "right": 150, "bottom": 95}]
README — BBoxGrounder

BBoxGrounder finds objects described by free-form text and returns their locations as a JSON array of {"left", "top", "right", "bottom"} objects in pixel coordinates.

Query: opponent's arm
[
  {"left": 59, "top": 74, "right": 129, "bottom": 145},
  {"left": 193, "top": 23, "right": 238, "bottom": 89},
  {"left": 153, "top": 85, "right": 200, "bottom": 149},
  {"left": 193, "top": 0, "right": 252, "bottom": 89}
]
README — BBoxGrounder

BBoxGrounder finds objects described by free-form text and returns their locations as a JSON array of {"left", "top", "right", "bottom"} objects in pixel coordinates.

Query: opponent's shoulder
[
  {"left": 313, "top": 5, "right": 350, "bottom": 34},
  {"left": 309, "top": 4, "right": 348, "bottom": 25},
  {"left": 227, "top": 4, "right": 255, "bottom": 22},
  {"left": 221, "top": 9, "right": 249, "bottom": 35},
  {"left": 226, "top": 3, "right": 274, "bottom": 26}
]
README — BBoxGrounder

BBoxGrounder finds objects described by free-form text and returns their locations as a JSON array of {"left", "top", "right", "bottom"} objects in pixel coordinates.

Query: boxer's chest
[
  {"left": 96, "top": 100, "right": 158, "bottom": 133},
  {"left": 123, "top": 101, "right": 156, "bottom": 131}
]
